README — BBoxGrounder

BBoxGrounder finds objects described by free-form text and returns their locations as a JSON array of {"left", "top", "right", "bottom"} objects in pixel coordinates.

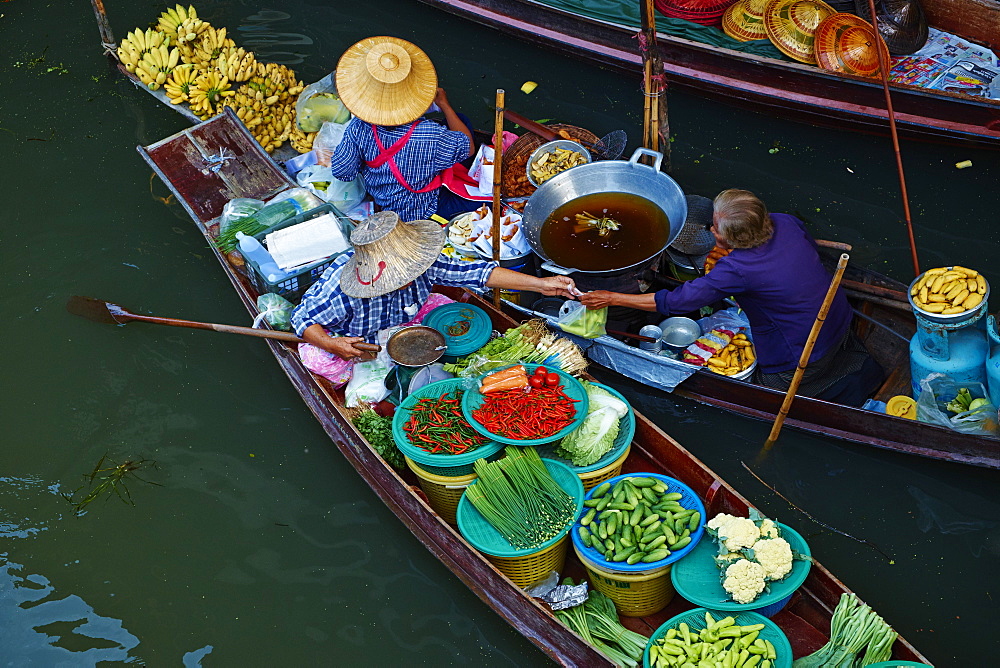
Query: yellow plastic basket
[
  {"left": 405, "top": 456, "right": 476, "bottom": 525},
  {"left": 487, "top": 534, "right": 571, "bottom": 588},
  {"left": 578, "top": 443, "right": 632, "bottom": 491},
  {"left": 575, "top": 545, "right": 675, "bottom": 617}
]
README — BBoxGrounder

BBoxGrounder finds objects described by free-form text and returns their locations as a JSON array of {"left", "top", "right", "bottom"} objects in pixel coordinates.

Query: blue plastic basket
[
  {"left": 392, "top": 378, "right": 504, "bottom": 476},
  {"left": 536, "top": 382, "right": 635, "bottom": 474},
  {"left": 670, "top": 522, "right": 812, "bottom": 616},
  {"left": 422, "top": 302, "right": 493, "bottom": 359},
  {"left": 643, "top": 608, "right": 793, "bottom": 668},
  {"left": 571, "top": 472, "right": 706, "bottom": 572},
  {"left": 462, "top": 364, "right": 589, "bottom": 446}
]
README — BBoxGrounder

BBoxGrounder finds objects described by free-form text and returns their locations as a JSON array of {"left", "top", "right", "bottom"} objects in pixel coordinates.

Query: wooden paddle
[
  {"left": 760, "top": 253, "right": 850, "bottom": 453},
  {"left": 66, "top": 296, "right": 382, "bottom": 350}
]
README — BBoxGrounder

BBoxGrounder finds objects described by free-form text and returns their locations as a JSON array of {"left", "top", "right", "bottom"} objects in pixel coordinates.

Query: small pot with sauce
[{"left": 521, "top": 148, "right": 687, "bottom": 276}]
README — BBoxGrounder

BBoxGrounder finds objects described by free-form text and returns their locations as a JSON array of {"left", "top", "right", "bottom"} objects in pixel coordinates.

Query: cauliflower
[
  {"left": 758, "top": 518, "right": 780, "bottom": 539},
  {"left": 750, "top": 537, "right": 794, "bottom": 581},
  {"left": 713, "top": 551, "right": 744, "bottom": 569},
  {"left": 723, "top": 559, "right": 767, "bottom": 604},
  {"left": 707, "top": 513, "right": 760, "bottom": 551}
]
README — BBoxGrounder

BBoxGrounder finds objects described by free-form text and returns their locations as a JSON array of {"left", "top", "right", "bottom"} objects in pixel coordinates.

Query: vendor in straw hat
[
  {"left": 327, "top": 36, "right": 484, "bottom": 223},
  {"left": 579, "top": 190, "right": 882, "bottom": 405},
  {"left": 291, "top": 211, "right": 578, "bottom": 383}
]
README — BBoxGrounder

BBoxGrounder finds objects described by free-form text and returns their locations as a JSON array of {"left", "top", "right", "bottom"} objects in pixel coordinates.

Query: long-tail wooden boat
[
  {"left": 131, "top": 107, "right": 930, "bottom": 666},
  {"left": 507, "top": 256, "right": 1000, "bottom": 471},
  {"left": 416, "top": 0, "right": 1000, "bottom": 149}
]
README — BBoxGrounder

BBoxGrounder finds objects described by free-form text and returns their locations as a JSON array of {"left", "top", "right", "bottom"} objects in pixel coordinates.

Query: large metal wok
[{"left": 521, "top": 148, "right": 687, "bottom": 275}]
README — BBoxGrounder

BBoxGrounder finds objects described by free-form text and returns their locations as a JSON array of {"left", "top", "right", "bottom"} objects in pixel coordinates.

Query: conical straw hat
[
  {"left": 764, "top": 0, "right": 836, "bottom": 64},
  {"left": 814, "top": 13, "right": 890, "bottom": 78},
  {"left": 340, "top": 211, "right": 446, "bottom": 298},
  {"left": 336, "top": 36, "right": 437, "bottom": 126},
  {"left": 722, "top": 0, "right": 770, "bottom": 42}
]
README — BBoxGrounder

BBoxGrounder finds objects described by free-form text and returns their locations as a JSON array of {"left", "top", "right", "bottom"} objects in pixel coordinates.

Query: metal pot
[{"left": 521, "top": 148, "right": 687, "bottom": 275}]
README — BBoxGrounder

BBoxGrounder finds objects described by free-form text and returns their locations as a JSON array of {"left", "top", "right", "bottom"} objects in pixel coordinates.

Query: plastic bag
[
  {"left": 313, "top": 120, "right": 349, "bottom": 167},
  {"left": 295, "top": 73, "right": 350, "bottom": 132},
  {"left": 556, "top": 301, "right": 607, "bottom": 339},
  {"left": 296, "top": 164, "right": 365, "bottom": 211},
  {"left": 266, "top": 186, "right": 324, "bottom": 211},
  {"left": 220, "top": 198, "right": 263, "bottom": 235},
  {"left": 345, "top": 358, "right": 393, "bottom": 407},
  {"left": 253, "top": 293, "right": 294, "bottom": 331},
  {"left": 915, "top": 373, "right": 1000, "bottom": 435}
]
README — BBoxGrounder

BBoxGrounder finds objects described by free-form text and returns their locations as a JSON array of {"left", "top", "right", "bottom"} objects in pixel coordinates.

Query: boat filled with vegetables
[{"left": 120, "top": 109, "right": 932, "bottom": 666}]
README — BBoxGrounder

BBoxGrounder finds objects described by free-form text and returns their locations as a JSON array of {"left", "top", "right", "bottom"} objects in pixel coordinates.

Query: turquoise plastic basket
[
  {"left": 571, "top": 473, "right": 706, "bottom": 572},
  {"left": 392, "top": 378, "right": 504, "bottom": 476},
  {"left": 457, "top": 457, "right": 584, "bottom": 557},
  {"left": 461, "top": 364, "right": 589, "bottom": 446},
  {"left": 670, "top": 522, "right": 812, "bottom": 615},
  {"left": 643, "top": 608, "right": 792, "bottom": 668},
  {"left": 536, "top": 382, "right": 635, "bottom": 474},
  {"left": 422, "top": 302, "right": 493, "bottom": 359}
]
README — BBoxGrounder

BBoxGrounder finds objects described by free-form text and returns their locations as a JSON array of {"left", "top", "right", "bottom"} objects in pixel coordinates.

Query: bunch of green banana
[
  {"left": 156, "top": 4, "right": 199, "bottom": 38},
  {"left": 215, "top": 47, "right": 257, "bottom": 83},
  {"left": 164, "top": 64, "right": 199, "bottom": 104},
  {"left": 188, "top": 71, "right": 235, "bottom": 118}
]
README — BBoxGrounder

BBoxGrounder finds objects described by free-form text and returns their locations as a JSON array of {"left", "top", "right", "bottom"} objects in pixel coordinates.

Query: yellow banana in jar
[
  {"left": 945, "top": 282, "right": 965, "bottom": 300},
  {"left": 921, "top": 302, "right": 947, "bottom": 313},
  {"left": 942, "top": 306, "right": 965, "bottom": 315},
  {"left": 952, "top": 266, "right": 978, "bottom": 278},
  {"left": 976, "top": 275, "right": 987, "bottom": 294},
  {"left": 952, "top": 289, "right": 970, "bottom": 306},
  {"left": 963, "top": 292, "right": 984, "bottom": 310},
  {"left": 929, "top": 275, "right": 947, "bottom": 293},
  {"left": 918, "top": 286, "right": 929, "bottom": 304}
]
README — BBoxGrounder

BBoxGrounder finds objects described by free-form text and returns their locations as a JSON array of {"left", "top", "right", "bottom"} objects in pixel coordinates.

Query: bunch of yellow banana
[
  {"left": 133, "top": 44, "right": 180, "bottom": 90},
  {"left": 191, "top": 26, "right": 234, "bottom": 65},
  {"left": 188, "top": 71, "right": 234, "bottom": 118},
  {"left": 289, "top": 126, "right": 318, "bottom": 154},
  {"left": 215, "top": 47, "right": 257, "bottom": 83},
  {"left": 705, "top": 333, "right": 756, "bottom": 376},
  {"left": 117, "top": 28, "right": 168, "bottom": 73},
  {"left": 174, "top": 16, "right": 209, "bottom": 45},
  {"left": 164, "top": 64, "right": 199, "bottom": 104},
  {"left": 910, "top": 266, "right": 988, "bottom": 315},
  {"left": 156, "top": 4, "right": 198, "bottom": 38}
]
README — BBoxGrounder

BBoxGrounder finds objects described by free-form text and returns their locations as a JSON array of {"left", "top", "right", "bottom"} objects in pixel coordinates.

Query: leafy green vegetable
[
  {"left": 554, "top": 382, "right": 627, "bottom": 466},
  {"left": 352, "top": 408, "right": 404, "bottom": 470},
  {"left": 553, "top": 582, "right": 647, "bottom": 667}
]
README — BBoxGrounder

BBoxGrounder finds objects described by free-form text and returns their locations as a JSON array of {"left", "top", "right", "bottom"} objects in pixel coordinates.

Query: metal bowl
[
  {"left": 525, "top": 140, "right": 592, "bottom": 187},
  {"left": 386, "top": 326, "right": 447, "bottom": 367},
  {"left": 658, "top": 317, "right": 701, "bottom": 351},
  {"left": 907, "top": 269, "right": 990, "bottom": 325}
]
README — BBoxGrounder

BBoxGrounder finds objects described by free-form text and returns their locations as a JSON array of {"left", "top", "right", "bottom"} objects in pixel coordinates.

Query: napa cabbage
[{"left": 554, "top": 383, "right": 628, "bottom": 467}]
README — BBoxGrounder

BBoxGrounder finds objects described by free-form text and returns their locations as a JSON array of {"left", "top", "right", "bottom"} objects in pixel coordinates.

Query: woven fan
[
  {"left": 814, "top": 13, "right": 890, "bottom": 77},
  {"left": 764, "top": 0, "right": 837, "bottom": 64}
]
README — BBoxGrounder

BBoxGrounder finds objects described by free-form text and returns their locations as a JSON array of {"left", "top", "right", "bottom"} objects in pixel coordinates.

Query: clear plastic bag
[
  {"left": 220, "top": 198, "right": 264, "bottom": 235},
  {"left": 915, "top": 373, "right": 999, "bottom": 435},
  {"left": 254, "top": 293, "right": 294, "bottom": 331},
  {"left": 295, "top": 73, "right": 351, "bottom": 132},
  {"left": 313, "top": 120, "right": 349, "bottom": 167},
  {"left": 556, "top": 301, "right": 607, "bottom": 339},
  {"left": 295, "top": 164, "right": 365, "bottom": 211},
  {"left": 266, "top": 186, "right": 324, "bottom": 211}
]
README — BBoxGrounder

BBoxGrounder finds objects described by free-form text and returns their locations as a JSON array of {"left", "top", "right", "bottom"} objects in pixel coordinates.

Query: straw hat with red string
[
  {"left": 814, "top": 13, "right": 890, "bottom": 78},
  {"left": 336, "top": 36, "right": 438, "bottom": 127},
  {"left": 722, "top": 0, "right": 770, "bottom": 42},
  {"left": 339, "top": 211, "right": 446, "bottom": 298},
  {"left": 763, "top": 0, "right": 837, "bottom": 64}
]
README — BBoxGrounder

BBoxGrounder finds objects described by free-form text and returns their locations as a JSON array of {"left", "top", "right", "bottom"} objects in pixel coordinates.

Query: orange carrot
[
  {"left": 480, "top": 376, "right": 528, "bottom": 394},
  {"left": 481, "top": 365, "right": 526, "bottom": 387}
]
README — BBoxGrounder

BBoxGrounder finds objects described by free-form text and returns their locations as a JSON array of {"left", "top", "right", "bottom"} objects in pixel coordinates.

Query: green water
[{"left": 2, "top": 0, "right": 997, "bottom": 664}]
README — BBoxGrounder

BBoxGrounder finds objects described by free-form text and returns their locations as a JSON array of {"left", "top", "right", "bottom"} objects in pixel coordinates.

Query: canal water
[{"left": 2, "top": 0, "right": 997, "bottom": 664}]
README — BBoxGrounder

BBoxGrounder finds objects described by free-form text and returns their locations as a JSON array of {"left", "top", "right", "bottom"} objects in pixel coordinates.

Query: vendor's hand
[
  {"left": 538, "top": 276, "right": 580, "bottom": 299},
  {"left": 325, "top": 336, "right": 375, "bottom": 361},
  {"left": 579, "top": 290, "right": 618, "bottom": 310},
  {"left": 434, "top": 87, "right": 450, "bottom": 109}
]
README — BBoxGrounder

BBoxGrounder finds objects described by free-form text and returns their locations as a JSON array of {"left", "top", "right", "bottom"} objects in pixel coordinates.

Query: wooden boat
[
  {"left": 134, "top": 108, "right": 930, "bottom": 666},
  {"left": 507, "top": 256, "right": 1000, "bottom": 471},
  {"left": 416, "top": 0, "right": 1000, "bottom": 149}
]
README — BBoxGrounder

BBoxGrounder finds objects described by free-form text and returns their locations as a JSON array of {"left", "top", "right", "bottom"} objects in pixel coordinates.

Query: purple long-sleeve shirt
[{"left": 654, "top": 213, "right": 851, "bottom": 373}]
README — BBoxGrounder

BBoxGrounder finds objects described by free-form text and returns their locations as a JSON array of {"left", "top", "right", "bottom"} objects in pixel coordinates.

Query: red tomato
[
  {"left": 528, "top": 376, "right": 544, "bottom": 389},
  {"left": 534, "top": 366, "right": 548, "bottom": 376},
  {"left": 545, "top": 373, "right": 560, "bottom": 387}
]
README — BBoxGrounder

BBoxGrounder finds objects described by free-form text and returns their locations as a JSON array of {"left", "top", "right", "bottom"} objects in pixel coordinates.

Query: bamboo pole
[
  {"left": 90, "top": 0, "right": 119, "bottom": 62},
  {"left": 640, "top": 0, "right": 670, "bottom": 169},
  {"left": 865, "top": 1, "right": 920, "bottom": 277},
  {"left": 491, "top": 88, "right": 505, "bottom": 307},
  {"left": 762, "top": 253, "right": 850, "bottom": 451}
]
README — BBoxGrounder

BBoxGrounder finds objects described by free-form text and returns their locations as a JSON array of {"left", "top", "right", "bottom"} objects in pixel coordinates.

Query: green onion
[{"left": 553, "top": 584, "right": 647, "bottom": 667}]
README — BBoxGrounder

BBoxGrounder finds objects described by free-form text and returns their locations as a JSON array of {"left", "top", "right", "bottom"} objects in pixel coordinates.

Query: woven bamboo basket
[{"left": 501, "top": 124, "right": 599, "bottom": 210}]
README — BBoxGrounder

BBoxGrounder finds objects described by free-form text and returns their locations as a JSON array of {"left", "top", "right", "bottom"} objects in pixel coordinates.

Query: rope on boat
[
  {"left": 741, "top": 461, "right": 895, "bottom": 563},
  {"left": 101, "top": 41, "right": 118, "bottom": 55}
]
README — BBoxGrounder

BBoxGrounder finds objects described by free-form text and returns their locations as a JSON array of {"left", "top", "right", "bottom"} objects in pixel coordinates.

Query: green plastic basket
[
  {"left": 671, "top": 522, "right": 812, "bottom": 614},
  {"left": 461, "top": 364, "right": 589, "bottom": 446},
  {"left": 536, "top": 382, "right": 635, "bottom": 474},
  {"left": 392, "top": 378, "right": 505, "bottom": 476},
  {"left": 643, "top": 608, "right": 793, "bottom": 668},
  {"left": 456, "top": 457, "right": 584, "bottom": 558}
]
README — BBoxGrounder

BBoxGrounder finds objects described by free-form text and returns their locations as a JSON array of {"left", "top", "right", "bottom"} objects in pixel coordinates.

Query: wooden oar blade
[{"left": 66, "top": 296, "right": 133, "bottom": 325}]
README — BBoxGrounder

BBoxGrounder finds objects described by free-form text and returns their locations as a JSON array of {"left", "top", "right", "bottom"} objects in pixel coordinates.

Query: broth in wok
[{"left": 540, "top": 192, "right": 670, "bottom": 272}]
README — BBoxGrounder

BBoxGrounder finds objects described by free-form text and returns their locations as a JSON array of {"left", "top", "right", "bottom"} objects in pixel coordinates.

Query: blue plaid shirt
[
  {"left": 329, "top": 117, "right": 470, "bottom": 222},
  {"left": 291, "top": 253, "right": 497, "bottom": 342}
]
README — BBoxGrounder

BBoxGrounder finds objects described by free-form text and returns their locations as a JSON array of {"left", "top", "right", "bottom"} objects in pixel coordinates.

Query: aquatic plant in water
[{"left": 64, "top": 454, "right": 160, "bottom": 513}]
